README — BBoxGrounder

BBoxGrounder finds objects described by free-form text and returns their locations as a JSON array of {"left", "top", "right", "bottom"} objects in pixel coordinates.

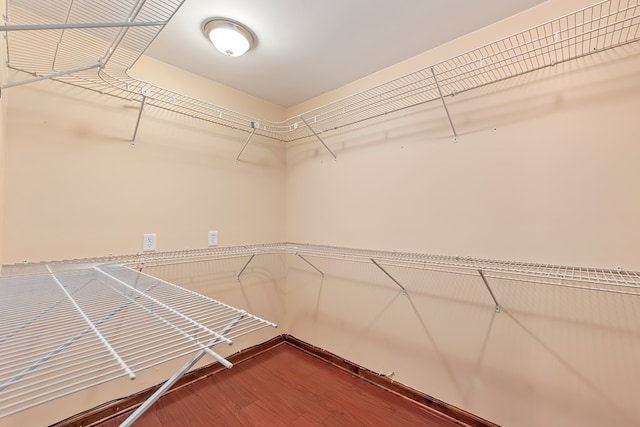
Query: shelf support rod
[
  {"left": 430, "top": 67, "right": 458, "bottom": 143},
  {"left": 237, "top": 254, "right": 256, "bottom": 281},
  {"left": 131, "top": 95, "right": 147, "bottom": 148},
  {"left": 371, "top": 258, "right": 407, "bottom": 295},
  {"left": 0, "top": 63, "right": 101, "bottom": 91},
  {"left": 0, "top": 20, "right": 167, "bottom": 32},
  {"left": 478, "top": 269, "right": 501, "bottom": 313},
  {"left": 235, "top": 127, "right": 257, "bottom": 163},
  {"left": 296, "top": 253, "right": 324, "bottom": 277},
  {"left": 300, "top": 116, "right": 337, "bottom": 159},
  {"left": 120, "top": 314, "right": 242, "bottom": 427}
]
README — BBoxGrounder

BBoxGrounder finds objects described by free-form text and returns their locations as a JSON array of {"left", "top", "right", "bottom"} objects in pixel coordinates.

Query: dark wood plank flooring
[{"left": 96, "top": 343, "right": 466, "bottom": 426}]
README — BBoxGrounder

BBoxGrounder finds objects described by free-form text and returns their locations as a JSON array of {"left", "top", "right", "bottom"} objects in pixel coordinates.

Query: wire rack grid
[
  {"left": 86, "top": 242, "right": 640, "bottom": 298},
  {"left": 3, "top": 0, "right": 640, "bottom": 142},
  {"left": 0, "top": 263, "right": 276, "bottom": 419}
]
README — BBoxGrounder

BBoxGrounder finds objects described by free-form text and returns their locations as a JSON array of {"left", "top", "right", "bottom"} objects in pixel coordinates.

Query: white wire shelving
[
  {"left": 2, "top": 0, "right": 640, "bottom": 147},
  {"left": 89, "top": 243, "right": 638, "bottom": 298},
  {"left": 1, "top": 243, "right": 639, "bottom": 420},
  {"left": 0, "top": 262, "right": 277, "bottom": 422}
]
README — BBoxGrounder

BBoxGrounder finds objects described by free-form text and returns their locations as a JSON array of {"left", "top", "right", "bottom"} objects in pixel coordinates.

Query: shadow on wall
[
  {"left": 285, "top": 254, "right": 640, "bottom": 427},
  {"left": 286, "top": 43, "right": 640, "bottom": 167},
  {"left": 7, "top": 74, "right": 285, "bottom": 170},
  {"left": 144, "top": 253, "right": 287, "bottom": 328}
]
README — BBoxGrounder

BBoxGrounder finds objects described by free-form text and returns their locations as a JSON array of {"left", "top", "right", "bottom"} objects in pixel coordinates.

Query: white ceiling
[{"left": 145, "top": 0, "right": 545, "bottom": 108}]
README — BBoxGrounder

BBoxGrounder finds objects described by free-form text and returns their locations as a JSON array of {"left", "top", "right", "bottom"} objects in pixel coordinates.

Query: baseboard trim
[
  {"left": 52, "top": 334, "right": 498, "bottom": 427},
  {"left": 283, "top": 335, "right": 499, "bottom": 427},
  {"left": 52, "top": 335, "right": 286, "bottom": 427}
]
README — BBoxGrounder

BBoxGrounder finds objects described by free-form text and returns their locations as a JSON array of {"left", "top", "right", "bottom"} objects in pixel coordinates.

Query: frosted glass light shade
[{"left": 204, "top": 19, "right": 254, "bottom": 57}]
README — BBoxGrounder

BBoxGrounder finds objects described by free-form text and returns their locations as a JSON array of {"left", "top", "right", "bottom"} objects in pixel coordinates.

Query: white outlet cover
[
  {"left": 208, "top": 231, "right": 218, "bottom": 247},
  {"left": 143, "top": 233, "right": 157, "bottom": 251}
]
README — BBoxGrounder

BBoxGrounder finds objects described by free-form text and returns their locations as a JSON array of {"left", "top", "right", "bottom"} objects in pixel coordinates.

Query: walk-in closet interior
[{"left": 1, "top": 0, "right": 640, "bottom": 426}]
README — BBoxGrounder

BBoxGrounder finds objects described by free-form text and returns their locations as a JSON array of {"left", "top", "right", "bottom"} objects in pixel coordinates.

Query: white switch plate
[
  {"left": 143, "top": 233, "right": 157, "bottom": 251},
  {"left": 208, "top": 230, "right": 218, "bottom": 247}
]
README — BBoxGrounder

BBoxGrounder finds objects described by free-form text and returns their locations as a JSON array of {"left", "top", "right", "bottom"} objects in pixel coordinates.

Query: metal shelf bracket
[
  {"left": 300, "top": 116, "right": 337, "bottom": 159},
  {"left": 478, "top": 269, "right": 501, "bottom": 313},
  {"left": 430, "top": 67, "right": 458, "bottom": 143},
  {"left": 237, "top": 254, "right": 256, "bottom": 281},
  {"left": 296, "top": 253, "right": 325, "bottom": 277},
  {"left": 371, "top": 258, "right": 407, "bottom": 295},
  {"left": 235, "top": 122, "right": 259, "bottom": 163},
  {"left": 131, "top": 88, "right": 150, "bottom": 148}
]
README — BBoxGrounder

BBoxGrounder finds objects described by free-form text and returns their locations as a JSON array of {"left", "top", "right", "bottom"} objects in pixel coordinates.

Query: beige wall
[
  {"left": 0, "top": 0, "right": 6, "bottom": 266},
  {"left": 129, "top": 56, "right": 287, "bottom": 122},
  {"left": 284, "top": 44, "right": 640, "bottom": 427},
  {"left": 2, "top": 64, "right": 286, "bottom": 263},
  {"left": 286, "top": 0, "right": 640, "bottom": 271},
  {"left": 285, "top": 56, "right": 640, "bottom": 269},
  {"left": 2, "top": 0, "right": 640, "bottom": 426},
  {"left": 283, "top": 1, "right": 640, "bottom": 426},
  {"left": 285, "top": 257, "right": 640, "bottom": 427}
]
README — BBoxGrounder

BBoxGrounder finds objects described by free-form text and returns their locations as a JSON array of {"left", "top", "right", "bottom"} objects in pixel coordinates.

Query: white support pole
[{"left": 119, "top": 314, "right": 243, "bottom": 427}]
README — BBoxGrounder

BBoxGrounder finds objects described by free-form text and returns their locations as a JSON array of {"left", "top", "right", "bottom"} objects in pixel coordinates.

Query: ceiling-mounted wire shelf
[{"left": 2, "top": 0, "right": 640, "bottom": 143}]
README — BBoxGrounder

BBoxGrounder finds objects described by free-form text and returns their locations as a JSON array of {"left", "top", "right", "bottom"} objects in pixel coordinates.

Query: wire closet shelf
[
  {"left": 0, "top": 263, "right": 277, "bottom": 420},
  {"left": 17, "top": 242, "right": 635, "bottom": 298},
  {"left": 3, "top": 0, "right": 640, "bottom": 142},
  {"left": 1, "top": 243, "right": 639, "bottom": 420}
]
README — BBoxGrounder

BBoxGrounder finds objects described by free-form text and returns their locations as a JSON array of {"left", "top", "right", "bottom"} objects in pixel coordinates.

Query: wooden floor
[{"left": 97, "top": 343, "right": 465, "bottom": 426}]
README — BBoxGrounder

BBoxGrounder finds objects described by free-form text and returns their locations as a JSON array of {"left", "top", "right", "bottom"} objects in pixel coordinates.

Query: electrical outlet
[
  {"left": 143, "top": 233, "right": 157, "bottom": 251},
  {"left": 208, "top": 230, "right": 218, "bottom": 247}
]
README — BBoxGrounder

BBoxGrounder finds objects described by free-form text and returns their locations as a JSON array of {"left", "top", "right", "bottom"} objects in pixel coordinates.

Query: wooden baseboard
[
  {"left": 52, "top": 336, "right": 286, "bottom": 427},
  {"left": 282, "top": 335, "right": 499, "bottom": 427},
  {"left": 52, "top": 334, "right": 498, "bottom": 427}
]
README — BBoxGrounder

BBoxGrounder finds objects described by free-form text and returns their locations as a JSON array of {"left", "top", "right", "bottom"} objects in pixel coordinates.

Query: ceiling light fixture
[{"left": 203, "top": 19, "right": 254, "bottom": 57}]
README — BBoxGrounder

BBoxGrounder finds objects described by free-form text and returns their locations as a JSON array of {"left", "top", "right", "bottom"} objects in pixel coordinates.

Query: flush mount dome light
[{"left": 203, "top": 19, "right": 254, "bottom": 57}]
